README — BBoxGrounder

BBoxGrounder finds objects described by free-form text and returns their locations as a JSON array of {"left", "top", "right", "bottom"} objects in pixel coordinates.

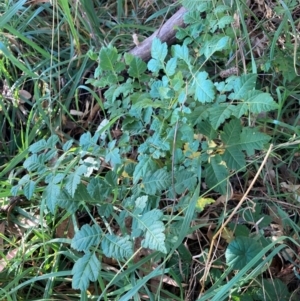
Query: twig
[{"left": 199, "top": 143, "right": 274, "bottom": 295}]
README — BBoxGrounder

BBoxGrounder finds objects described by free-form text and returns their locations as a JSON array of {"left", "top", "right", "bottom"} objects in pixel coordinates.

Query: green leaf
[
  {"left": 28, "top": 139, "right": 47, "bottom": 153},
  {"left": 71, "top": 224, "right": 101, "bottom": 251},
  {"left": 174, "top": 170, "right": 197, "bottom": 194},
  {"left": 132, "top": 98, "right": 166, "bottom": 109},
  {"left": 133, "top": 156, "right": 158, "bottom": 184},
  {"left": 165, "top": 57, "right": 177, "bottom": 76},
  {"left": 63, "top": 139, "right": 74, "bottom": 152},
  {"left": 128, "top": 56, "right": 147, "bottom": 78},
  {"left": 225, "top": 237, "right": 263, "bottom": 270},
  {"left": 229, "top": 74, "right": 257, "bottom": 100},
  {"left": 134, "top": 196, "right": 148, "bottom": 214},
  {"left": 240, "top": 128, "right": 271, "bottom": 156},
  {"left": 56, "top": 189, "right": 79, "bottom": 213},
  {"left": 198, "top": 120, "right": 218, "bottom": 140},
  {"left": 137, "top": 209, "right": 167, "bottom": 253},
  {"left": 46, "top": 135, "right": 59, "bottom": 148},
  {"left": 255, "top": 279, "right": 290, "bottom": 301},
  {"left": 150, "top": 80, "right": 164, "bottom": 98},
  {"left": 87, "top": 177, "right": 112, "bottom": 200},
  {"left": 222, "top": 146, "right": 246, "bottom": 171},
  {"left": 65, "top": 165, "right": 87, "bottom": 197},
  {"left": 183, "top": 11, "right": 203, "bottom": 24},
  {"left": 44, "top": 183, "right": 61, "bottom": 213},
  {"left": 190, "top": 106, "right": 210, "bottom": 125},
  {"left": 97, "top": 203, "right": 113, "bottom": 218},
  {"left": 221, "top": 118, "right": 242, "bottom": 145},
  {"left": 216, "top": 16, "right": 234, "bottom": 29},
  {"left": 142, "top": 169, "right": 171, "bottom": 195},
  {"left": 244, "top": 90, "right": 278, "bottom": 113},
  {"left": 147, "top": 58, "right": 162, "bottom": 73},
  {"left": 23, "top": 180, "right": 35, "bottom": 200},
  {"left": 181, "top": 0, "right": 211, "bottom": 11},
  {"left": 72, "top": 252, "right": 100, "bottom": 291},
  {"left": 23, "top": 154, "right": 44, "bottom": 172},
  {"left": 105, "top": 147, "right": 121, "bottom": 167},
  {"left": 109, "top": 81, "right": 132, "bottom": 102},
  {"left": 0, "top": 0, "right": 27, "bottom": 28},
  {"left": 172, "top": 44, "right": 190, "bottom": 65},
  {"left": 101, "top": 234, "right": 133, "bottom": 260},
  {"left": 151, "top": 37, "right": 167, "bottom": 62},
  {"left": 231, "top": 103, "right": 249, "bottom": 118},
  {"left": 205, "top": 155, "right": 228, "bottom": 194},
  {"left": 99, "top": 45, "right": 124, "bottom": 72},
  {"left": 193, "top": 71, "right": 215, "bottom": 103},
  {"left": 201, "top": 36, "right": 230, "bottom": 58},
  {"left": 220, "top": 119, "right": 246, "bottom": 170},
  {"left": 208, "top": 104, "right": 235, "bottom": 129}
]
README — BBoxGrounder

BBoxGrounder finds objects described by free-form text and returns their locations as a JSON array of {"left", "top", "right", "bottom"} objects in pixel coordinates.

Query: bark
[{"left": 129, "top": 6, "right": 187, "bottom": 61}]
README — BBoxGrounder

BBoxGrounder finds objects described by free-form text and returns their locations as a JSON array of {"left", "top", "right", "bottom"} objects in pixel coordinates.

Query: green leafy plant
[
  {"left": 11, "top": 34, "right": 278, "bottom": 297},
  {"left": 3, "top": 0, "right": 300, "bottom": 299}
]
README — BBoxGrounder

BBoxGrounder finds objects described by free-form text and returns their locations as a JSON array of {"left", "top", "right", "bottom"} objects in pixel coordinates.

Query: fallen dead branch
[{"left": 129, "top": 6, "right": 187, "bottom": 61}]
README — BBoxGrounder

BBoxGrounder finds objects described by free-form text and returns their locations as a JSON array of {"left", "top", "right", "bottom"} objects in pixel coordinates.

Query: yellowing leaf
[
  {"left": 195, "top": 197, "right": 215, "bottom": 211},
  {"left": 183, "top": 143, "right": 200, "bottom": 159},
  {"left": 122, "top": 171, "right": 130, "bottom": 178},
  {"left": 207, "top": 140, "right": 217, "bottom": 154},
  {"left": 221, "top": 227, "right": 234, "bottom": 243}
]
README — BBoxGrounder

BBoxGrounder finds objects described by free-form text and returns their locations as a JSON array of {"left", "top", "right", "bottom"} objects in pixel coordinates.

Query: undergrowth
[{"left": 0, "top": 0, "right": 300, "bottom": 300}]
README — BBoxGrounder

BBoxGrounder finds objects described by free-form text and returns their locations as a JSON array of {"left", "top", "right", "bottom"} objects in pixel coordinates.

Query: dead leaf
[
  {"left": 19, "top": 89, "right": 32, "bottom": 102},
  {"left": 0, "top": 248, "right": 19, "bottom": 272},
  {"left": 55, "top": 217, "right": 76, "bottom": 239},
  {"left": 132, "top": 33, "right": 140, "bottom": 46},
  {"left": 220, "top": 227, "right": 234, "bottom": 243},
  {"left": 280, "top": 182, "right": 300, "bottom": 203}
]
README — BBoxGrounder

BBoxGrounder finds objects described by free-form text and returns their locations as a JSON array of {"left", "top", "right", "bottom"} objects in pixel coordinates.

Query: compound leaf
[
  {"left": 101, "top": 234, "right": 133, "bottom": 260},
  {"left": 44, "top": 183, "right": 61, "bottom": 213},
  {"left": 28, "top": 139, "right": 47, "bottom": 153},
  {"left": 142, "top": 169, "right": 171, "bottom": 195},
  {"left": 72, "top": 252, "right": 100, "bottom": 291},
  {"left": 23, "top": 180, "right": 35, "bottom": 200},
  {"left": 65, "top": 165, "right": 87, "bottom": 197},
  {"left": 71, "top": 224, "right": 101, "bottom": 251},
  {"left": 137, "top": 209, "right": 167, "bottom": 253},
  {"left": 133, "top": 156, "right": 157, "bottom": 184},
  {"left": 56, "top": 188, "right": 79, "bottom": 213},
  {"left": 174, "top": 170, "right": 197, "bottom": 194}
]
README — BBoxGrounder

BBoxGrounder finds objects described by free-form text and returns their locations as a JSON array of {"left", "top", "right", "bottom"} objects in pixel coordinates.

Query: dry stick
[
  {"left": 199, "top": 143, "right": 274, "bottom": 295},
  {"left": 129, "top": 6, "right": 187, "bottom": 61}
]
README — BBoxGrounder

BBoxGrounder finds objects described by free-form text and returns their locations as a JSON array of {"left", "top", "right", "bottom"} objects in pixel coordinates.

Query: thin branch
[{"left": 199, "top": 143, "right": 274, "bottom": 296}]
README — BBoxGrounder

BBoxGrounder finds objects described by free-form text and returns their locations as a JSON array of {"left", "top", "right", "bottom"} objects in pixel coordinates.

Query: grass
[{"left": 0, "top": 0, "right": 300, "bottom": 300}]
